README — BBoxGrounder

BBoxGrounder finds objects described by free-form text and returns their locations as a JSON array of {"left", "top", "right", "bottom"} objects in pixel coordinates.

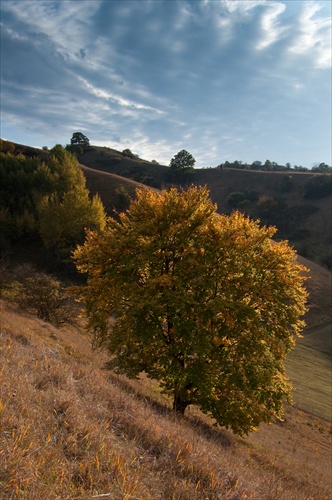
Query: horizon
[{"left": 1, "top": 0, "right": 331, "bottom": 168}]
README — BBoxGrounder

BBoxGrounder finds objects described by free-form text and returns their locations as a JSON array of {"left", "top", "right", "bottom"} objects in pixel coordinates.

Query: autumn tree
[
  {"left": 0, "top": 145, "right": 106, "bottom": 262},
  {"left": 39, "top": 188, "right": 105, "bottom": 260},
  {"left": 73, "top": 186, "right": 307, "bottom": 435},
  {"left": 38, "top": 146, "right": 106, "bottom": 259}
]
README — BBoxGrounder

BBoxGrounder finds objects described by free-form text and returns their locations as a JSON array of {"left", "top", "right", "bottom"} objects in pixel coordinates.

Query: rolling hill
[
  {"left": 2, "top": 140, "right": 331, "bottom": 330},
  {"left": 0, "top": 139, "right": 331, "bottom": 498},
  {"left": 77, "top": 145, "right": 331, "bottom": 269},
  {"left": 2, "top": 139, "right": 331, "bottom": 369},
  {"left": 4, "top": 140, "right": 331, "bottom": 270}
]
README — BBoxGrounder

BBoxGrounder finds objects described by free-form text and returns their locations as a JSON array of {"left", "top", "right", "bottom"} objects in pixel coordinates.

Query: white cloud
[
  {"left": 256, "top": 2, "right": 287, "bottom": 49},
  {"left": 221, "top": 0, "right": 268, "bottom": 15},
  {"left": 94, "top": 133, "right": 178, "bottom": 166},
  {"left": 1, "top": 0, "right": 330, "bottom": 168},
  {"left": 205, "top": 0, "right": 331, "bottom": 70},
  {"left": 78, "top": 77, "right": 165, "bottom": 115},
  {"left": 288, "top": 1, "right": 331, "bottom": 68}
]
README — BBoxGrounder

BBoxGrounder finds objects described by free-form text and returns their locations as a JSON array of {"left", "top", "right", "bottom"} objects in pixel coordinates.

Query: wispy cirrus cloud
[
  {"left": 256, "top": 2, "right": 287, "bottom": 50},
  {"left": 2, "top": 0, "right": 102, "bottom": 57},
  {"left": 288, "top": 1, "right": 331, "bottom": 68},
  {"left": 78, "top": 77, "right": 165, "bottom": 115}
]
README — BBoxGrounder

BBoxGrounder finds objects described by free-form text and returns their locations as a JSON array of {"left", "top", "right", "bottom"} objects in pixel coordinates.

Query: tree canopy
[
  {"left": 70, "top": 132, "right": 90, "bottom": 149},
  {"left": 311, "top": 163, "right": 332, "bottom": 173},
  {"left": 38, "top": 146, "right": 106, "bottom": 259},
  {"left": 73, "top": 186, "right": 308, "bottom": 435},
  {"left": 0, "top": 145, "right": 106, "bottom": 261},
  {"left": 168, "top": 150, "right": 195, "bottom": 181}
]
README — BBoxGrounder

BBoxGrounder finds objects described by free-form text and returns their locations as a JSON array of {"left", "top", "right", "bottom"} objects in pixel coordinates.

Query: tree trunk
[{"left": 172, "top": 395, "right": 189, "bottom": 415}]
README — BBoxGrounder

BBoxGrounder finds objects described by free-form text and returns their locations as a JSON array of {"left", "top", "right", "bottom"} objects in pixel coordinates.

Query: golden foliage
[{"left": 73, "top": 186, "right": 308, "bottom": 434}]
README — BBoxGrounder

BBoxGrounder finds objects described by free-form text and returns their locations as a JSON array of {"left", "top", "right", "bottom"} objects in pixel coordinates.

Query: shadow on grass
[{"left": 105, "top": 370, "right": 234, "bottom": 448}]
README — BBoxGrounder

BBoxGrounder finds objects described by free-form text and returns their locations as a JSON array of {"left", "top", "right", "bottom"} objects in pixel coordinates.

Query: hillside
[
  {"left": 79, "top": 163, "right": 157, "bottom": 216},
  {"left": 1, "top": 140, "right": 330, "bottom": 302},
  {"left": 194, "top": 168, "right": 331, "bottom": 267},
  {"left": 1, "top": 140, "right": 330, "bottom": 329},
  {"left": 2, "top": 140, "right": 331, "bottom": 268},
  {"left": 1, "top": 139, "right": 331, "bottom": 498},
  {"left": 1, "top": 300, "right": 331, "bottom": 499},
  {"left": 77, "top": 146, "right": 331, "bottom": 269},
  {"left": 78, "top": 146, "right": 168, "bottom": 188}
]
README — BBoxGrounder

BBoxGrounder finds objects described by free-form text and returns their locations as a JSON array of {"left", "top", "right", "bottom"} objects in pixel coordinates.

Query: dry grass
[
  {"left": 285, "top": 332, "right": 331, "bottom": 420},
  {"left": 1, "top": 300, "right": 331, "bottom": 499}
]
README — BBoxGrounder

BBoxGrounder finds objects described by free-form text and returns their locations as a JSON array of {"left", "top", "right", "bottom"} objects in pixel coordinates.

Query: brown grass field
[
  {"left": 1, "top": 252, "right": 331, "bottom": 499},
  {"left": 0, "top": 299, "right": 331, "bottom": 500}
]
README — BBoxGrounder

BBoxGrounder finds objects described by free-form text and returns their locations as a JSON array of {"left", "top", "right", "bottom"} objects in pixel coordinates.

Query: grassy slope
[
  {"left": 1, "top": 300, "right": 331, "bottom": 499},
  {"left": 285, "top": 325, "right": 331, "bottom": 420},
  {"left": 1, "top": 140, "right": 331, "bottom": 496},
  {"left": 78, "top": 148, "right": 332, "bottom": 425},
  {"left": 284, "top": 256, "right": 332, "bottom": 421},
  {"left": 80, "top": 163, "right": 155, "bottom": 215}
]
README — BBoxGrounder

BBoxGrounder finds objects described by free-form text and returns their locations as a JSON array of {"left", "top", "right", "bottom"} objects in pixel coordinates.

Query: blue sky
[{"left": 1, "top": 0, "right": 331, "bottom": 168}]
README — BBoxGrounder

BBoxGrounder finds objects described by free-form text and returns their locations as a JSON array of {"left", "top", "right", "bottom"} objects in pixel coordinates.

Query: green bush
[
  {"left": 256, "top": 195, "right": 279, "bottom": 219},
  {"left": 66, "top": 144, "right": 83, "bottom": 156},
  {"left": 245, "top": 190, "right": 259, "bottom": 202},
  {"left": 226, "top": 192, "right": 247, "bottom": 208},
  {"left": 122, "top": 149, "right": 135, "bottom": 158},
  {"left": 115, "top": 186, "right": 131, "bottom": 211},
  {"left": 237, "top": 199, "right": 250, "bottom": 210},
  {"left": 226, "top": 191, "right": 259, "bottom": 208}
]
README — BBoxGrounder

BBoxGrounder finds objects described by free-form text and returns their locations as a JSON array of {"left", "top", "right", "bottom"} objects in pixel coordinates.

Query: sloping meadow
[{"left": 1, "top": 300, "right": 331, "bottom": 499}]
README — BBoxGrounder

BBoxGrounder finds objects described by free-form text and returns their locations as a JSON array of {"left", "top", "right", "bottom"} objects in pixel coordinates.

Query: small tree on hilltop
[
  {"left": 73, "top": 186, "right": 308, "bottom": 435},
  {"left": 122, "top": 148, "right": 135, "bottom": 158},
  {"left": 70, "top": 132, "right": 90, "bottom": 149},
  {"left": 311, "top": 163, "right": 332, "bottom": 173},
  {"left": 168, "top": 149, "right": 195, "bottom": 182}
]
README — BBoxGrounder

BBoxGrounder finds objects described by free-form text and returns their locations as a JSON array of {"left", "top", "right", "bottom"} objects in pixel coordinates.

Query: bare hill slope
[
  {"left": 297, "top": 255, "right": 332, "bottom": 329},
  {"left": 80, "top": 163, "right": 155, "bottom": 215}
]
